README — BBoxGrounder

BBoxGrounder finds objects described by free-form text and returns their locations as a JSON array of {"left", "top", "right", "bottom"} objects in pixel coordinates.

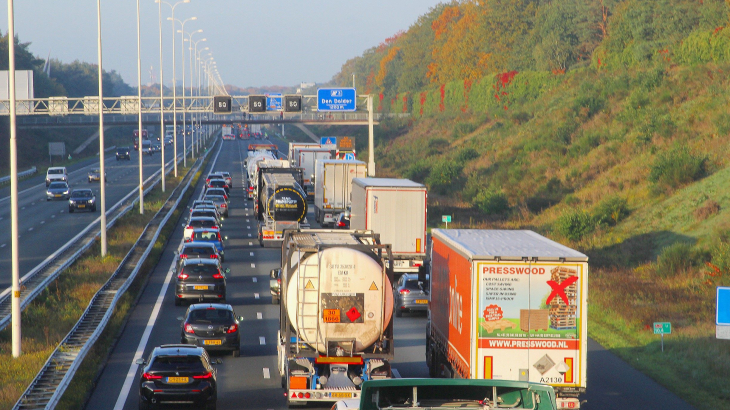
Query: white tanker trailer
[{"left": 275, "top": 229, "right": 395, "bottom": 407}]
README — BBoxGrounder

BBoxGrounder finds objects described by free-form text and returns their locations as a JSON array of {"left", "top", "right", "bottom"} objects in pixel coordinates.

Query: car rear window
[
  {"left": 190, "top": 219, "right": 216, "bottom": 228},
  {"left": 183, "top": 246, "right": 214, "bottom": 255},
  {"left": 404, "top": 279, "right": 422, "bottom": 290},
  {"left": 210, "top": 180, "right": 226, "bottom": 187},
  {"left": 191, "top": 211, "right": 216, "bottom": 218},
  {"left": 150, "top": 355, "right": 206, "bottom": 372},
  {"left": 193, "top": 231, "right": 219, "bottom": 241},
  {"left": 189, "top": 309, "right": 233, "bottom": 324},
  {"left": 205, "top": 196, "right": 225, "bottom": 204},
  {"left": 182, "top": 264, "right": 219, "bottom": 275}
]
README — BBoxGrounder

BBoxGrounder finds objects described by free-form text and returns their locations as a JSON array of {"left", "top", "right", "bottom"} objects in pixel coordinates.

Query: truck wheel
[{"left": 428, "top": 350, "right": 438, "bottom": 378}]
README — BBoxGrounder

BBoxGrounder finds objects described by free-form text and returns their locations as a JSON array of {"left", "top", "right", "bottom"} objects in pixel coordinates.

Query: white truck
[
  {"left": 350, "top": 178, "right": 428, "bottom": 277},
  {"left": 256, "top": 172, "right": 309, "bottom": 247},
  {"left": 293, "top": 148, "right": 331, "bottom": 200},
  {"left": 221, "top": 125, "right": 233, "bottom": 137},
  {"left": 426, "top": 229, "right": 588, "bottom": 410},
  {"left": 275, "top": 229, "right": 395, "bottom": 407},
  {"left": 288, "top": 142, "right": 320, "bottom": 160},
  {"left": 314, "top": 160, "right": 367, "bottom": 227}
]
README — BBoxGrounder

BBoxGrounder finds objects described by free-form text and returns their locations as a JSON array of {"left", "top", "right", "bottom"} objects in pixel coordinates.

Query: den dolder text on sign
[{"left": 317, "top": 88, "right": 357, "bottom": 111}]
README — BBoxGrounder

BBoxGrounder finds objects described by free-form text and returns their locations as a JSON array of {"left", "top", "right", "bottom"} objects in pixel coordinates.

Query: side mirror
[
  {"left": 238, "top": 316, "right": 244, "bottom": 322},
  {"left": 225, "top": 268, "right": 231, "bottom": 273},
  {"left": 135, "top": 358, "right": 145, "bottom": 365}
]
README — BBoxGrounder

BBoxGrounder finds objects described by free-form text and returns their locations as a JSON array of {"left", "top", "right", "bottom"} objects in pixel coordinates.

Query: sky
[{"left": 0, "top": 1, "right": 445, "bottom": 89}]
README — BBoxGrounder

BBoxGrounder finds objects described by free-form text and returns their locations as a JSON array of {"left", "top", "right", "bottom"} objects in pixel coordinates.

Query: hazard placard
[
  {"left": 369, "top": 282, "right": 379, "bottom": 291},
  {"left": 323, "top": 309, "right": 340, "bottom": 323},
  {"left": 305, "top": 280, "right": 315, "bottom": 290}
]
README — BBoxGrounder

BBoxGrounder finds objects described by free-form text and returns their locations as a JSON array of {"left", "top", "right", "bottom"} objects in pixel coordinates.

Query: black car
[
  {"left": 136, "top": 344, "right": 218, "bottom": 410},
  {"left": 116, "top": 146, "right": 131, "bottom": 160},
  {"left": 180, "top": 304, "right": 242, "bottom": 357},
  {"left": 68, "top": 189, "right": 97, "bottom": 213},
  {"left": 190, "top": 209, "right": 222, "bottom": 226},
  {"left": 179, "top": 241, "right": 221, "bottom": 261},
  {"left": 206, "top": 179, "right": 230, "bottom": 195},
  {"left": 175, "top": 258, "right": 228, "bottom": 306}
]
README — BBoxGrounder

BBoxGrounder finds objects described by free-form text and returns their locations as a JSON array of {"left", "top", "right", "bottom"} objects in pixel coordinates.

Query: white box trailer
[
  {"left": 350, "top": 178, "right": 427, "bottom": 274},
  {"left": 295, "top": 148, "right": 331, "bottom": 199},
  {"left": 314, "top": 160, "right": 367, "bottom": 227},
  {"left": 426, "top": 229, "right": 588, "bottom": 410},
  {"left": 288, "top": 142, "right": 319, "bottom": 160}
]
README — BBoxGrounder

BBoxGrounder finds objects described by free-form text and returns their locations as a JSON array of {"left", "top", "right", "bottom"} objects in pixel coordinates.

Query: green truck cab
[{"left": 337, "top": 378, "right": 557, "bottom": 410}]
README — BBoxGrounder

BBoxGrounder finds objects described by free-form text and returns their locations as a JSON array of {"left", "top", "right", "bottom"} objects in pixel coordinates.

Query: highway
[
  {"left": 81, "top": 136, "right": 698, "bottom": 410},
  {"left": 0, "top": 133, "right": 195, "bottom": 292}
]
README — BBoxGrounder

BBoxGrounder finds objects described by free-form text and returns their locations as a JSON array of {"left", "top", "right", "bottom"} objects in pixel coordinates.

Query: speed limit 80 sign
[
  {"left": 249, "top": 95, "right": 266, "bottom": 113},
  {"left": 284, "top": 95, "right": 302, "bottom": 112},
  {"left": 213, "top": 96, "right": 232, "bottom": 114}
]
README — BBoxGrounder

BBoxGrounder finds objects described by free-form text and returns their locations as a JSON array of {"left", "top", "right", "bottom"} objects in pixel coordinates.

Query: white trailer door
[{"left": 367, "top": 188, "right": 426, "bottom": 255}]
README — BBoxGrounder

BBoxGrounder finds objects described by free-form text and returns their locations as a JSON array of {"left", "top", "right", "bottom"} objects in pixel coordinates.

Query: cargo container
[
  {"left": 288, "top": 142, "right": 320, "bottom": 160},
  {"left": 275, "top": 229, "right": 395, "bottom": 407},
  {"left": 294, "top": 148, "right": 331, "bottom": 200},
  {"left": 314, "top": 160, "right": 367, "bottom": 227},
  {"left": 257, "top": 173, "right": 309, "bottom": 247},
  {"left": 426, "top": 229, "right": 587, "bottom": 410},
  {"left": 350, "top": 178, "right": 427, "bottom": 276}
]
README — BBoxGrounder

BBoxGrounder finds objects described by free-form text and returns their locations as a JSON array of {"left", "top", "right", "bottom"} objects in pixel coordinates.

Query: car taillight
[
  {"left": 227, "top": 323, "right": 238, "bottom": 333},
  {"left": 180, "top": 254, "right": 187, "bottom": 259},
  {"left": 213, "top": 271, "right": 224, "bottom": 279},
  {"left": 248, "top": 187, "right": 254, "bottom": 191},
  {"left": 142, "top": 372, "right": 163, "bottom": 380},
  {"left": 192, "top": 372, "right": 213, "bottom": 379},
  {"left": 184, "top": 323, "right": 195, "bottom": 334},
  {"left": 178, "top": 273, "right": 189, "bottom": 280},
  {"left": 221, "top": 204, "right": 227, "bottom": 208},
  {"left": 337, "top": 220, "right": 346, "bottom": 227},
  {"left": 185, "top": 226, "right": 192, "bottom": 230},
  {"left": 400, "top": 289, "right": 410, "bottom": 294},
  {"left": 210, "top": 254, "right": 218, "bottom": 259}
]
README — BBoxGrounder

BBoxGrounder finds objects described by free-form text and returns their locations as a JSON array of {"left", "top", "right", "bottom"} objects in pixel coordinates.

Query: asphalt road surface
[
  {"left": 0, "top": 133, "right": 196, "bottom": 291},
  {"left": 84, "top": 136, "right": 697, "bottom": 410}
]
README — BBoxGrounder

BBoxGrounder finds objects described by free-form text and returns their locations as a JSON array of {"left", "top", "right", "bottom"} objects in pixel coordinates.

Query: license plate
[
  {"left": 331, "top": 392, "right": 352, "bottom": 399},
  {"left": 416, "top": 299, "right": 428, "bottom": 304},
  {"left": 322, "top": 309, "right": 340, "bottom": 323},
  {"left": 166, "top": 377, "right": 189, "bottom": 383},
  {"left": 55, "top": 194, "right": 62, "bottom": 197},
  {"left": 204, "top": 339, "right": 222, "bottom": 345},
  {"left": 193, "top": 285, "right": 208, "bottom": 290},
  {"left": 78, "top": 205, "right": 85, "bottom": 208}
]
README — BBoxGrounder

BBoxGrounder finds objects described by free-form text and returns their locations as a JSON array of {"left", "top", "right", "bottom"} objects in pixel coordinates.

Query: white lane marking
[
  {"left": 248, "top": 233, "right": 252, "bottom": 237},
  {"left": 0, "top": 244, "right": 5, "bottom": 248},
  {"left": 21, "top": 207, "right": 25, "bottom": 210},
  {"left": 251, "top": 263, "right": 256, "bottom": 268},
  {"left": 252, "top": 277, "right": 257, "bottom": 283},
  {"left": 59, "top": 210, "right": 63, "bottom": 213},
  {"left": 51, "top": 215, "right": 55, "bottom": 218},
  {"left": 40, "top": 221, "right": 45, "bottom": 224},
  {"left": 250, "top": 252, "right": 254, "bottom": 256},
  {"left": 392, "top": 369, "right": 402, "bottom": 378},
  {"left": 112, "top": 256, "right": 178, "bottom": 410},
  {"left": 28, "top": 227, "right": 33, "bottom": 231},
  {"left": 254, "top": 293, "right": 260, "bottom": 299},
  {"left": 247, "top": 226, "right": 250, "bottom": 229},
  {"left": 249, "top": 242, "right": 253, "bottom": 246},
  {"left": 31, "top": 203, "right": 34, "bottom": 206},
  {"left": 257, "top": 312, "right": 262, "bottom": 319},
  {"left": 259, "top": 337, "right": 266, "bottom": 345},
  {"left": 0, "top": 217, "right": 3, "bottom": 220},
  {"left": 247, "top": 219, "right": 250, "bottom": 223},
  {"left": 263, "top": 368, "right": 270, "bottom": 379}
]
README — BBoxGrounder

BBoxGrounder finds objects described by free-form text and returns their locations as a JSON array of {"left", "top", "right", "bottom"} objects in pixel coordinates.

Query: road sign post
[
  {"left": 653, "top": 322, "right": 671, "bottom": 352},
  {"left": 442, "top": 215, "right": 451, "bottom": 229}
]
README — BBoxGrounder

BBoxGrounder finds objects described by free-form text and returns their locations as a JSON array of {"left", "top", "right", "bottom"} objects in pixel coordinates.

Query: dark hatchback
[
  {"left": 179, "top": 242, "right": 221, "bottom": 261},
  {"left": 206, "top": 179, "right": 230, "bottom": 195},
  {"left": 116, "top": 146, "right": 131, "bottom": 160},
  {"left": 393, "top": 273, "right": 430, "bottom": 317},
  {"left": 136, "top": 344, "right": 218, "bottom": 410},
  {"left": 180, "top": 304, "right": 241, "bottom": 356},
  {"left": 68, "top": 189, "right": 97, "bottom": 213},
  {"left": 175, "top": 258, "right": 228, "bottom": 306}
]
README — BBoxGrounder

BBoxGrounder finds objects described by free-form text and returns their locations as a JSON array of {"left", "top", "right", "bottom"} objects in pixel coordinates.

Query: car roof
[
  {"left": 188, "top": 303, "right": 233, "bottom": 312},
  {"left": 191, "top": 227, "right": 220, "bottom": 233},
  {"left": 49, "top": 181, "right": 68, "bottom": 186},
  {"left": 189, "top": 216, "right": 217, "bottom": 222},
  {"left": 71, "top": 189, "right": 94, "bottom": 194},
  {"left": 48, "top": 167, "right": 65, "bottom": 171},
  {"left": 182, "top": 241, "right": 216, "bottom": 248},
  {"left": 181, "top": 257, "right": 219, "bottom": 266},
  {"left": 205, "top": 195, "right": 225, "bottom": 200},
  {"left": 153, "top": 344, "right": 205, "bottom": 357}
]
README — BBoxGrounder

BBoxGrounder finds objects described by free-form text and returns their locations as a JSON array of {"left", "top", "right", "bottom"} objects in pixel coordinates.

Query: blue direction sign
[
  {"left": 267, "top": 93, "right": 282, "bottom": 111},
  {"left": 344, "top": 153, "right": 356, "bottom": 160},
  {"left": 317, "top": 88, "right": 356, "bottom": 112},
  {"left": 717, "top": 287, "right": 730, "bottom": 325}
]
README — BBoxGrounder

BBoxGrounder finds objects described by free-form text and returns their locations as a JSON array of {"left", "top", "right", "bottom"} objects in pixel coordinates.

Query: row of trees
[
  {"left": 0, "top": 31, "right": 134, "bottom": 98},
  {"left": 334, "top": 0, "right": 728, "bottom": 105}
]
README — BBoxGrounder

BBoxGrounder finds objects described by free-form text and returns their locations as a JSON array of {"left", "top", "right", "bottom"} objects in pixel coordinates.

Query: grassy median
[{"left": 0, "top": 146, "right": 211, "bottom": 410}]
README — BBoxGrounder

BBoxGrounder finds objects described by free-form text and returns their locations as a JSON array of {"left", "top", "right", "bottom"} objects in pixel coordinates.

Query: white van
[{"left": 45, "top": 167, "right": 68, "bottom": 186}]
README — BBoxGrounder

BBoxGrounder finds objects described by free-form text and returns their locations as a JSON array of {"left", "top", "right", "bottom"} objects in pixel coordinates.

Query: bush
[
  {"left": 452, "top": 122, "right": 477, "bottom": 140},
  {"left": 649, "top": 147, "right": 707, "bottom": 190},
  {"left": 405, "top": 159, "right": 431, "bottom": 182},
  {"left": 656, "top": 242, "right": 700, "bottom": 277},
  {"left": 554, "top": 210, "right": 594, "bottom": 241},
  {"left": 593, "top": 196, "right": 630, "bottom": 226},
  {"left": 710, "top": 241, "right": 730, "bottom": 276},
  {"left": 425, "top": 159, "right": 463, "bottom": 194},
  {"left": 456, "top": 147, "right": 480, "bottom": 162},
  {"left": 473, "top": 189, "right": 510, "bottom": 215}
]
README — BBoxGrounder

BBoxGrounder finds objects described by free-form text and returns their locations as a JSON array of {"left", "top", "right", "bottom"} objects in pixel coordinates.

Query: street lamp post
[
  {"left": 158, "top": 0, "right": 189, "bottom": 177},
  {"left": 96, "top": 0, "right": 108, "bottom": 255},
  {"left": 196, "top": 46, "right": 208, "bottom": 151},
  {"left": 170, "top": 18, "right": 197, "bottom": 167},
  {"left": 182, "top": 31, "right": 203, "bottom": 159},
  {"left": 136, "top": 0, "right": 144, "bottom": 214},
  {"left": 190, "top": 38, "right": 206, "bottom": 157},
  {"left": 157, "top": 0, "right": 165, "bottom": 193}
]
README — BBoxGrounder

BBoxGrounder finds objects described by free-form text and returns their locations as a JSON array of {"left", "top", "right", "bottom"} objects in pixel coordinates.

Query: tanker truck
[
  {"left": 245, "top": 152, "right": 278, "bottom": 200},
  {"left": 426, "top": 229, "right": 587, "bottom": 410},
  {"left": 257, "top": 173, "right": 309, "bottom": 247},
  {"left": 275, "top": 229, "right": 395, "bottom": 407}
]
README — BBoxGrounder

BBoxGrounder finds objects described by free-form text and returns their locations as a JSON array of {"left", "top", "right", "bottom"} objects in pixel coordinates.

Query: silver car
[
  {"left": 87, "top": 168, "right": 106, "bottom": 183},
  {"left": 393, "top": 273, "right": 430, "bottom": 317},
  {"left": 46, "top": 181, "right": 70, "bottom": 201},
  {"left": 204, "top": 194, "right": 228, "bottom": 218}
]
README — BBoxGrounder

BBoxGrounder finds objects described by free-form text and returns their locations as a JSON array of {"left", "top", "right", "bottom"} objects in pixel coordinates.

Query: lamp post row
[{"left": 5, "top": 0, "right": 220, "bottom": 358}]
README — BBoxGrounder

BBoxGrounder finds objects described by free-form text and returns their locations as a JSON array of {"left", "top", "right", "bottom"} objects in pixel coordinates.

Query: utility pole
[{"left": 8, "top": 0, "right": 21, "bottom": 358}]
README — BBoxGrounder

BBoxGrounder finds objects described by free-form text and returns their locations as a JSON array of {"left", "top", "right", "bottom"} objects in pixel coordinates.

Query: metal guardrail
[
  {"left": 0, "top": 144, "right": 193, "bottom": 331},
  {"left": 0, "top": 166, "right": 37, "bottom": 184},
  {"left": 12, "top": 139, "right": 213, "bottom": 410}
]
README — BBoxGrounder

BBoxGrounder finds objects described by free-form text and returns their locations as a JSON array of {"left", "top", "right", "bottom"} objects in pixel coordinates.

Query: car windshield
[
  {"left": 48, "top": 169, "right": 64, "bottom": 175},
  {"left": 92, "top": 169, "right": 100, "bottom": 173},
  {"left": 119, "top": 147, "right": 129, "bottom": 151},
  {"left": 49, "top": 182, "right": 67, "bottom": 189},
  {"left": 182, "top": 264, "right": 218, "bottom": 274},
  {"left": 72, "top": 191, "right": 93, "bottom": 198},
  {"left": 188, "top": 309, "right": 233, "bottom": 324},
  {"left": 150, "top": 356, "right": 206, "bottom": 372}
]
